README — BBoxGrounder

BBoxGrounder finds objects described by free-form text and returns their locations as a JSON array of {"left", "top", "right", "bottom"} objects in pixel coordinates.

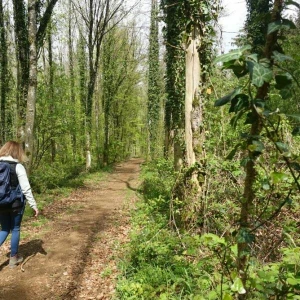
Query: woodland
[{"left": 0, "top": 0, "right": 300, "bottom": 299}]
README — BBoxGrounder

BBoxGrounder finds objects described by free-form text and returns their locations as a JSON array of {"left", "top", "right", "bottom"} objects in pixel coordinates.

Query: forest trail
[{"left": 0, "top": 159, "right": 142, "bottom": 300}]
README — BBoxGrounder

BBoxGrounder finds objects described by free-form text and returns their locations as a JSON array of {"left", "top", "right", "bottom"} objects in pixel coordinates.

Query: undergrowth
[{"left": 116, "top": 159, "right": 300, "bottom": 299}]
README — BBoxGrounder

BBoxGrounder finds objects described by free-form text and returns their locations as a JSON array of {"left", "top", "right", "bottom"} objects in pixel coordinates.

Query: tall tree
[
  {"left": 46, "top": 4, "right": 55, "bottom": 162},
  {"left": 245, "top": 0, "right": 271, "bottom": 54},
  {"left": 161, "top": 1, "right": 218, "bottom": 226},
  {"left": 12, "top": 0, "right": 29, "bottom": 136},
  {"left": 161, "top": 0, "right": 185, "bottom": 170},
  {"left": 101, "top": 26, "right": 141, "bottom": 165},
  {"left": 11, "top": 0, "right": 59, "bottom": 169},
  {"left": 73, "top": 0, "right": 123, "bottom": 169},
  {"left": 25, "top": 0, "right": 38, "bottom": 167},
  {"left": 147, "top": 0, "right": 161, "bottom": 159},
  {"left": 181, "top": 0, "right": 218, "bottom": 225},
  {"left": 238, "top": 0, "right": 283, "bottom": 288},
  {"left": 68, "top": 0, "right": 77, "bottom": 159},
  {"left": 0, "top": 0, "right": 8, "bottom": 143}
]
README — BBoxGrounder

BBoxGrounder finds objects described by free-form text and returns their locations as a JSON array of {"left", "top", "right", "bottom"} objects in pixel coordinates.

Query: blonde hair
[{"left": 0, "top": 141, "right": 26, "bottom": 162}]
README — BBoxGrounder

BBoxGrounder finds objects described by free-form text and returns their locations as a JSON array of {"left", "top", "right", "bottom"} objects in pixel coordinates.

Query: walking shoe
[{"left": 9, "top": 255, "right": 23, "bottom": 268}]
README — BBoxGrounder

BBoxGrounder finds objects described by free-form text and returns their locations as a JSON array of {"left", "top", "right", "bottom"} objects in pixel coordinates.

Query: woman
[{"left": 0, "top": 141, "right": 38, "bottom": 268}]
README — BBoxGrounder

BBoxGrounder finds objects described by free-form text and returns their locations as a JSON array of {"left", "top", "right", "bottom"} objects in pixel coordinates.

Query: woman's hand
[{"left": 33, "top": 208, "right": 39, "bottom": 217}]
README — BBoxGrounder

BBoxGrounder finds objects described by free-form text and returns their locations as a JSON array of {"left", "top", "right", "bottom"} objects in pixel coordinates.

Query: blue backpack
[{"left": 0, "top": 161, "right": 24, "bottom": 210}]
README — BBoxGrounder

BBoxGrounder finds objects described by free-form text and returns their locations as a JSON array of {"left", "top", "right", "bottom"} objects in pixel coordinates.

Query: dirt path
[{"left": 0, "top": 159, "right": 142, "bottom": 300}]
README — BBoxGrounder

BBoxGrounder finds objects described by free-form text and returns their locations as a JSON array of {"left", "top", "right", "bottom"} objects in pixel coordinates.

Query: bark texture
[
  {"left": 0, "top": 0, "right": 7, "bottom": 143},
  {"left": 25, "top": 0, "right": 37, "bottom": 169},
  {"left": 183, "top": 26, "right": 203, "bottom": 225}
]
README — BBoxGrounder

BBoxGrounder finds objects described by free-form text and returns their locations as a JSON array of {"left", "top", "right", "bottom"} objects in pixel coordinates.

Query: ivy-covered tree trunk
[
  {"left": 147, "top": 0, "right": 161, "bottom": 160},
  {"left": 161, "top": 0, "right": 185, "bottom": 170},
  {"left": 0, "top": 0, "right": 8, "bottom": 143},
  {"left": 245, "top": 0, "right": 271, "bottom": 54},
  {"left": 238, "top": 0, "right": 283, "bottom": 290},
  {"left": 12, "top": 0, "right": 29, "bottom": 138}
]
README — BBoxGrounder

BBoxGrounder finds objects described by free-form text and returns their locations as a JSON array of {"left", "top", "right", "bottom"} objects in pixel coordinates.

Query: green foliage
[
  {"left": 140, "top": 159, "right": 175, "bottom": 202},
  {"left": 213, "top": 3, "right": 300, "bottom": 298},
  {"left": 101, "top": 26, "right": 146, "bottom": 164},
  {"left": 30, "top": 162, "right": 85, "bottom": 192}
]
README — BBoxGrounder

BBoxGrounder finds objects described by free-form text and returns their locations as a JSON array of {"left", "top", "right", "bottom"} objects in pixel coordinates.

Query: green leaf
[
  {"left": 237, "top": 228, "right": 255, "bottom": 243},
  {"left": 226, "top": 143, "right": 242, "bottom": 160},
  {"left": 223, "top": 293, "right": 233, "bottom": 300},
  {"left": 272, "top": 51, "right": 293, "bottom": 62},
  {"left": 248, "top": 140, "right": 264, "bottom": 153},
  {"left": 282, "top": 18, "right": 297, "bottom": 29},
  {"left": 286, "top": 114, "right": 300, "bottom": 122},
  {"left": 228, "top": 61, "right": 248, "bottom": 78},
  {"left": 230, "top": 109, "right": 246, "bottom": 128},
  {"left": 268, "top": 19, "right": 296, "bottom": 34},
  {"left": 268, "top": 21, "right": 282, "bottom": 34},
  {"left": 292, "top": 127, "right": 300, "bottom": 136},
  {"left": 229, "top": 94, "right": 249, "bottom": 113},
  {"left": 231, "top": 278, "right": 246, "bottom": 294},
  {"left": 251, "top": 63, "right": 273, "bottom": 87},
  {"left": 291, "top": 162, "right": 300, "bottom": 171},
  {"left": 286, "top": 277, "right": 300, "bottom": 286},
  {"left": 280, "top": 86, "right": 293, "bottom": 99},
  {"left": 275, "top": 74, "right": 293, "bottom": 90},
  {"left": 275, "top": 142, "right": 289, "bottom": 153},
  {"left": 246, "top": 53, "right": 258, "bottom": 62},
  {"left": 214, "top": 87, "right": 242, "bottom": 107},
  {"left": 230, "top": 244, "right": 238, "bottom": 256},
  {"left": 262, "top": 179, "right": 270, "bottom": 190},
  {"left": 270, "top": 172, "right": 289, "bottom": 184},
  {"left": 259, "top": 58, "right": 271, "bottom": 68},
  {"left": 214, "top": 45, "right": 251, "bottom": 64},
  {"left": 201, "top": 233, "right": 226, "bottom": 246},
  {"left": 245, "top": 112, "right": 256, "bottom": 125}
]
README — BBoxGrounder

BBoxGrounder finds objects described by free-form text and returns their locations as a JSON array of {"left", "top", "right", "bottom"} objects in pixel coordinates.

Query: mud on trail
[{"left": 0, "top": 159, "right": 142, "bottom": 300}]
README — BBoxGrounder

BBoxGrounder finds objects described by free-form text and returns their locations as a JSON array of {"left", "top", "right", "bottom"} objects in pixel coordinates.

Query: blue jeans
[{"left": 0, "top": 207, "right": 24, "bottom": 257}]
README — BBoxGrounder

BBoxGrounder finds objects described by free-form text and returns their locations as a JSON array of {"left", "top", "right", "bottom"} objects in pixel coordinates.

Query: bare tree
[{"left": 72, "top": 0, "right": 125, "bottom": 169}]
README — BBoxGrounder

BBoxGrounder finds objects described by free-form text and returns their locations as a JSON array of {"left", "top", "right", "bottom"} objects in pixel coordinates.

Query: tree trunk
[
  {"left": 103, "top": 109, "right": 109, "bottom": 165},
  {"left": 25, "top": 0, "right": 37, "bottom": 171},
  {"left": 13, "top": 0, "right": 58, "bottom": 146},
  {"left": 183, "top": 25, "right": 203, "bottom": 225},
  {"left": 12, "top": 0, "right": 29, "bottom": 139},
  {"left": 185, "top": 27, "right": 201, "bottom": 164},
  {"left": 147, "top": 0, "right": 160, "bottom": 159},
  {"left": 0, "top": 0, "right": 8, "bottom": 143},
  {"left": 174, "top": 130, "right": 183, "bottom": 172},
  {"left": 86, "top": 132, "right": 91, "bottom": 170},
  {"left": 238, "top": 0, "right": 283, "bottom": 292},
  {"left": 47, "top": 16, "right": 56, "bottom": 162},
  {"left": 68, "top": 0, "right": 77, "bottom": 159}
]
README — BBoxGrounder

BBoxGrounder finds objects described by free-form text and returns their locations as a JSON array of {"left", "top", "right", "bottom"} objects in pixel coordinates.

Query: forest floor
[{"left": 0, "top": 158, "right": 142, "bottom": 300}]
